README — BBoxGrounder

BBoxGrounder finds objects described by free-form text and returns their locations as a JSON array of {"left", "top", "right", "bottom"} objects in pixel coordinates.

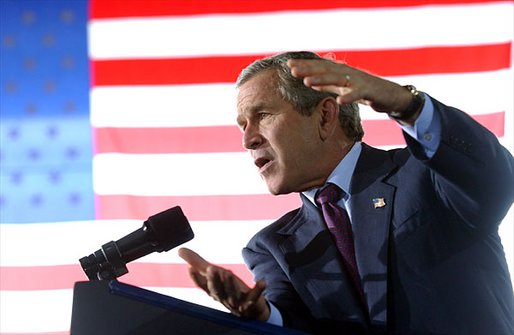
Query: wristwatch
[{"left": 389, "top": 85, "right": 425, "bottom": 121}]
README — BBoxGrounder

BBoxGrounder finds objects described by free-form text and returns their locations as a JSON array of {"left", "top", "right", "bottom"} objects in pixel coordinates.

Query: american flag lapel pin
[{"left": 373, "top": 197, "right": 386, "bottom": 209}]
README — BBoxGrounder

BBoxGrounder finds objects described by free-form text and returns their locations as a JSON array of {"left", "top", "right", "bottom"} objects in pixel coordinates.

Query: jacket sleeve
[
  {"left": 242, "top": 231, "right": 316, "bottom": 333},
  {"left": 404, "top": 96, "right": 514, "bottom": 231}
]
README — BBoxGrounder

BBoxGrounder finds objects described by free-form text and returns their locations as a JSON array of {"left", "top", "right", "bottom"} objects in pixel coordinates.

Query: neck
[
  {"left": 322, "top": 139, "right": 355, "bottom": 183},
  {"left": 299, "top": 139, "right": 355, "bottom": 193}
]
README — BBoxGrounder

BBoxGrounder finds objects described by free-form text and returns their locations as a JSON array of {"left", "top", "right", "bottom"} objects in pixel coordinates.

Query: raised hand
[{"left": 287, "top": 58, "right": 413, "bottom": 116}]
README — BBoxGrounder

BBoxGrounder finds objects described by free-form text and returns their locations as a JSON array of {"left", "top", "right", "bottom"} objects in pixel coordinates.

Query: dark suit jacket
[{"left": 242, "top": 98, "right": 514, "bottom": 335}]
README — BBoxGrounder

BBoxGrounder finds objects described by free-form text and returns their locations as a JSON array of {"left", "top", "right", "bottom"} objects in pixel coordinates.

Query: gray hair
[{"left": 236, "top": 51, "right": 364, "bottom": 141}]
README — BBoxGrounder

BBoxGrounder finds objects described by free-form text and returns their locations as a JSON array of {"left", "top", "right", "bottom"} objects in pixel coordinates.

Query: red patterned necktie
[{"left": 316, "top": 183, "right": 366, "bottom": 307}]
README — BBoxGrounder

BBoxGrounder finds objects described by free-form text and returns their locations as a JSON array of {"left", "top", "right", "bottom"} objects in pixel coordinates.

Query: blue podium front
[{"left": 70, "top": 280, "right": 307, "bottom": 335}]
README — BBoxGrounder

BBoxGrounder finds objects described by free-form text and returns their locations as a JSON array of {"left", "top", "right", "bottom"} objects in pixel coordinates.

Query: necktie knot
[{"left": 316, "top": 183, "right": 342, "bottom": 206}]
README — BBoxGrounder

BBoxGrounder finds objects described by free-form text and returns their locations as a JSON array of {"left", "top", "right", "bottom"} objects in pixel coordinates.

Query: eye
[
  {"left": 236, "top": 118, "right": 246, "bottom": 131},
  {"left": 258, "top": 112, "right": 269, "bottom": 120}
]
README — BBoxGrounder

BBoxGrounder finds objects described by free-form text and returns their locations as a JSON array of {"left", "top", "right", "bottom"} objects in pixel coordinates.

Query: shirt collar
[{"left": 303, "top": 141, "right": 362, "bottom": 205}]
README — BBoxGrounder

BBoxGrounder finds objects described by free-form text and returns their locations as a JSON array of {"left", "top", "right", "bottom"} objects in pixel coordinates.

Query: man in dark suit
[{"left": 179, "top": 51, "right": 514, "bottom": 334}]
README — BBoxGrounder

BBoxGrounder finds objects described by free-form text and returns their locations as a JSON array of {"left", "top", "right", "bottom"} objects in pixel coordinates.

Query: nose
[{"left": 242, "top": 124, "right": 263, "bottom": 150}]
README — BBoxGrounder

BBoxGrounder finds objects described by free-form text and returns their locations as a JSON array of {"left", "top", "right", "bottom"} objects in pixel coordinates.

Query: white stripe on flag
[
  {"left": 92, "top": 152, "right": 267, "bottom": 196},
  {"left": 90, "top": 83, "right": 238, "bottom": 127},
  {"left": 0, "top": 220, "right": 270, "bottom": 266},
  {"left": 88, "top": 3, "right": 514, "bottom": 59},
  {"left": 0, "top": 290, "right": 74, "bottom": 333},
  {"left": 90, "top": 70, "right": 513, "bottom": 128}
]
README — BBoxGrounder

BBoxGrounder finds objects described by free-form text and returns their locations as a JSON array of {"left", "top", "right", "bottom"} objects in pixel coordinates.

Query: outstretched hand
[
  {"left": 178, "top": 247, "right": 270, "bottom": 321},
  {"left": 287, "top": 58, "right": 414, "bottom": 117}
]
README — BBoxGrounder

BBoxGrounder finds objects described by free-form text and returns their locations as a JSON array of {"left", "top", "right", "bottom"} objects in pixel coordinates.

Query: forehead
[{"left": 236, "top": 69, "right": 280, "bottom": 113}]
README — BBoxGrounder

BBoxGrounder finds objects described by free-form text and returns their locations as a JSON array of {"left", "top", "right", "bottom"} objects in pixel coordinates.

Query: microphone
[{"left": 79, "top": 206, "right": 194, "bottom": 280}]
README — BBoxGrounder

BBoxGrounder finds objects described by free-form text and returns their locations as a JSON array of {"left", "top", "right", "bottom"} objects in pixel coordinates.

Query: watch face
[
  {"left": 404, "top": 85, "right": 418, "bottom": 95},
  {"left": 389, "top": 85, "right": 424, "bottom": 121}
]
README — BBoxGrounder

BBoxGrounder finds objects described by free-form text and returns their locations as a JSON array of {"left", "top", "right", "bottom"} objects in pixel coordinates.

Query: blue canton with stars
[{"left": 1, "top": 0, "right": 94, "bottom": 223}]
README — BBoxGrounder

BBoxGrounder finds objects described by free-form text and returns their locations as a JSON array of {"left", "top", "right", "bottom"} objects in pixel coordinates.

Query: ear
[{"left": 317, "top": 97, "right": 339, "bottom": 141}]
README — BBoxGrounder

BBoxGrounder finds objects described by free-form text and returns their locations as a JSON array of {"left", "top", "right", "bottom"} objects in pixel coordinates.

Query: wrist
[{"left": 388, "top": 85, "right": 425, "bottom": 123}]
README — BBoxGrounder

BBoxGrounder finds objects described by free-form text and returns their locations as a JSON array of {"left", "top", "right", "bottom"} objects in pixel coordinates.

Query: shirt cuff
[
  {"left": 266, "top": 301, "right": 284, "bottom": 326},
  {"left": 400, "top": 93, "right": 441, "bottom": 158}
]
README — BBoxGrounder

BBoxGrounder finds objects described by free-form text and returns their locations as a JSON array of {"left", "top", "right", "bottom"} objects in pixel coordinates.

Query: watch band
[{"left": 389, "top": 85, "right": 425, "bottom": 121}]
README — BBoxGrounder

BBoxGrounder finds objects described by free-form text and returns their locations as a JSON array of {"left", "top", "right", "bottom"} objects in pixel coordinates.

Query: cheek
[
  {"left": 270, "top": 119, "right": 318, "bottom": 164},
  {"left": 277, "top": 134, "right": 315, "bottom": 169}
]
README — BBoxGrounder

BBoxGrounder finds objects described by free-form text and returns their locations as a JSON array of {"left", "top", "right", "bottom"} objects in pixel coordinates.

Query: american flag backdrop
[{"left": 1, "top": 0, "right": 513, "bottom": 334}]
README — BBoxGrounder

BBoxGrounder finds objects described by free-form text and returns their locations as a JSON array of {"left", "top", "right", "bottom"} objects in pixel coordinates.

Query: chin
[
  {"left": 268, "top": 188, "right": 283, "bottom": 196},
  {"left": 265, "top": 180, "right": 292, "bottom": 196}
]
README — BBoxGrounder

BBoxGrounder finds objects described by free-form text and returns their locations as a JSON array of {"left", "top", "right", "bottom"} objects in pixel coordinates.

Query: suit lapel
[
  {"left": 273, "top": 144, "right": 398, "bottom": 325},
  {"left": 277, "top": 194, "right": 367, "bottom": 321},
  {"left": 349, "top": 143, "right": 397, "bottom": 324}
]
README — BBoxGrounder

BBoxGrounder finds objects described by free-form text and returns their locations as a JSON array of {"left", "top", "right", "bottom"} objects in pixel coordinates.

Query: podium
[{"left": 70, "top": 280, "right": 307, "bottom": 334}]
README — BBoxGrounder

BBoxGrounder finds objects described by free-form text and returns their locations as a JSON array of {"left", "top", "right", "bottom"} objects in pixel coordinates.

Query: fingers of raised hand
[
  {"left": 287, "top": 59, "right": 356, "bottom": 96},
  {"left": 288, "top": 59, "right": 336, "bottom": 83}
]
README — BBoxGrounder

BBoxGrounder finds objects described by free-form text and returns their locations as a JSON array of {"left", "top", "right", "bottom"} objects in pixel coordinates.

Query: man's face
[{"left": 236, "top": 70, "right": 324, "bottom": 195}]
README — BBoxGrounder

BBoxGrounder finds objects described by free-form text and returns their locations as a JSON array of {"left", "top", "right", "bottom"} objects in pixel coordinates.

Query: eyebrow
[
  {"left": 236, "top": 103, "right": 269, "bottom": 125},
  {"left": 244, "top": 103, "right": 271, "bottom": 116}
]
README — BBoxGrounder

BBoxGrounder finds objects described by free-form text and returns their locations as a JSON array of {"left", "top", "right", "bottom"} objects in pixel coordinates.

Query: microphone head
[{"left": 144, "top": 206, "right": 194, "bottom": 252}]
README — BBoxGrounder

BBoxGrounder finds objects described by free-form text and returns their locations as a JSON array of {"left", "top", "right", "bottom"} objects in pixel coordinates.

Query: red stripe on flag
[
  {"left": 96, "top": 193, "right": 302, "bottom": 221},
  {"left": 94, "top": 112, "right": 505, "bottom": 154},
  {"left": 124, "top": 262, "right": 254, "bottom": 287},
  {"left": 94, "top": 126, "right": 243, "bottom": 154},
  {"left": 93, "top": 55, "right": 254, "bottom": 86},
  {"left": 0, "top": 263, "right": 253, "bottom": 291},
  {"left": 0, "top": 264, "right": 85, "bottom": 291},
  {"left": 92, "top": 43, "right": 512, "bottom": 86},
  {"left": 364, "top": 111, "right": 505, "bottom": 145},
  {"left": 90, "top": 0, "right": 510, "bottom": 18},
  {"left": 473, "top": 111, "right": 505, "bottom": 137}
]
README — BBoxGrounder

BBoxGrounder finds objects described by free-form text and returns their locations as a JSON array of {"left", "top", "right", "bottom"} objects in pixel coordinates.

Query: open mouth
[{"left": 254, "top": 157, "right": 271, "bottom": 169}]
